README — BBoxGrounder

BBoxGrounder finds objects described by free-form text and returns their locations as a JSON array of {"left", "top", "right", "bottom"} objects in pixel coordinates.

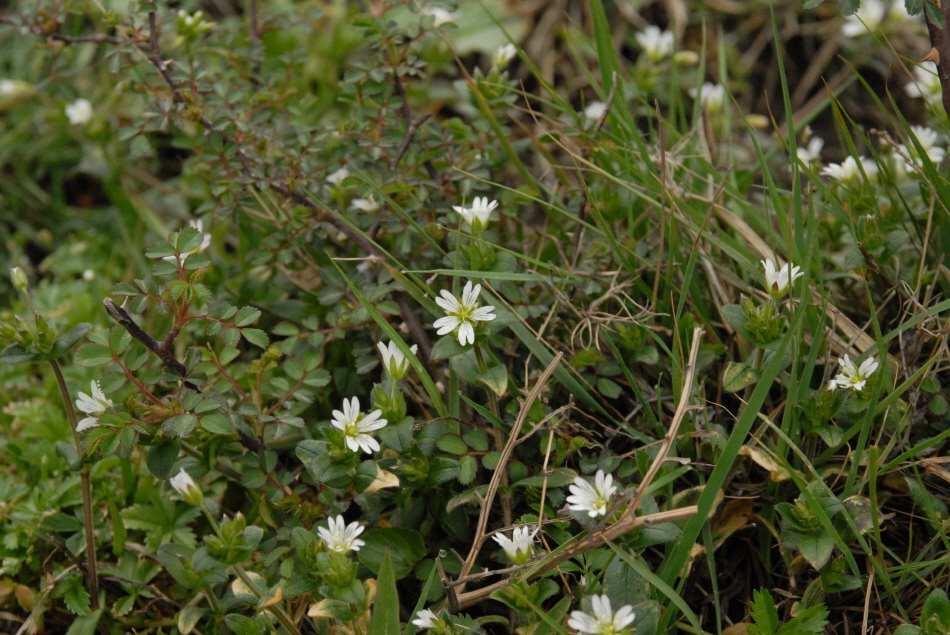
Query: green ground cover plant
[{"left": 2, "top": 0, "right": 950, "bottom": 633}]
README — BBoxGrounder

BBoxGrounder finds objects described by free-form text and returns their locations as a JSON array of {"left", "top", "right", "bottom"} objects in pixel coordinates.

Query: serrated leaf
[
  {"left": 458, "top": 455, "right": 477, "bottom": 485},
  {"left": 241, "top": 328, "right": 269, "bottom": 348},
  {"left": 838, "top": 0, "right": 860, "bottom": 14},
  {"left": 750, "top": 588, "right": 779, "bottom": 635},
  {"left": 145, "top": 241, "right": 177, "bottom": 258},
  {"left": 63, "top": 577, "right": 91, "bottom": 616},
  {"left": 183, "top": 253, "right": 211, "bottom": 270},
  {"left": 75, "top": 344, "right": 114, "bottom": 367},
  {"left": 925, "top": 0, "right": 945, "bottom": 27},
  {"left": 436, "top": 434, "right": 468, "bottom": 455},
  {"left": 234, "top": 306, "right": 262, "bottom": 327}
]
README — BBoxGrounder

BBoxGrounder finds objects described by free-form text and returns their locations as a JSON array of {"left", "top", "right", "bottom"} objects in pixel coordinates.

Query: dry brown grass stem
[{"left": 451, "top": 327, "right": 706, "bottom": 610}]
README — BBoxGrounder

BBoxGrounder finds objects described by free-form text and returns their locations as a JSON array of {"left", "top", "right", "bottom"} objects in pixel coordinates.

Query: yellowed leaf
[
  {"left": 739, "top": 445, "right": 791, "bottom": 481},
  {"left": 364, "top": 466, "right": 400, "bottom": 493}
]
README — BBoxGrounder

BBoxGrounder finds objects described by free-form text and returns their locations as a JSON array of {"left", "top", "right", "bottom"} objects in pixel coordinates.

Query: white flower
[
  {"left": 635, "top": 26, "right": 675, "bottom": 63},
  {"left": 906, "top": 61, "right": 942, "bottom": 103},
  {"left": 0, "top": 80, "right": 17, "bottom": 96},
  {"left": 421, "top": 5, "right": 459, "bottom": 27},
  {"left": 163, "top": 219, "right": 212, "bottom": 263},
  {"left": 75, "top": 380, "right": 113, "bottom": 431},
  {"left": 169, "top": 468, "right": 203, "bottom": 504},
  {"left": 584, "top": 101, "right": 607, "bottom": 120},
  {"left": 453, "top": 196, "right": 497, "bottom": 232},
  {"left": 796, "top": 136, "right": 824, "bottom": 164},
  {"left": 820, "top": 155, "right": 877, "bottom": 184},
  {"left": 82, "top": 269, "right": 95, "bottom": 281},
  {"left": 326, "top": 167, "right": 350, "bottom": 187},
  {"left": 331, "top": 397, "right": 388, "bottom": 453},
  {"left": 351, "top": 195, "right": 380, "bottom": 213},
  {"left": 689, "top": 82, "right": 725, "bottom": 115},
  {"left": 433, "top": 281, "right": 496, "bottom": 346},
  {"left": 317, "top": 515, "right": 365, "bottom": 554},
  {"left": 492, "top": 526, "right": 538, "bottom": 564},
  {"left": 568, "top": 595, "right": 636, "bottom": 635},
  {"left": 834, "top": 354, "right": 879, "bottom": 391},
  {"left": 493, "top": 43, "right": 517, "bottom": 69},
  {"left": 567, "top": 470, "right": 618, "bottom": 518},
  {"left": 412, "top": 609, "right": 444, "bottom": 630},
  {"left": 900, "top": 125, "right": 945, "bottom": 167},
  {"left": 378, "top": 340, "right": 418, "bottom": 380},
  {"left": 761, "top": 258, "right": 803, "bottom": 296},
  {"left": 65, "top": 98, "right": 92, "bottom": 125}
]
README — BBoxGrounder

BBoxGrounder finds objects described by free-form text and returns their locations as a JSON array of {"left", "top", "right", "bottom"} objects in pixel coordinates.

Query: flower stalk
[{"left": 49, "top": 359, "right": 100, "bottom": 610}]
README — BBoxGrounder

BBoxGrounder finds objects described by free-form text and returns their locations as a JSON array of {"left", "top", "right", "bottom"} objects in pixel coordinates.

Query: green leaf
[
  {"left": 905, "top": 0, "right": 923, "bottom": 14},
  {"left": 358, "top": 528, "right": 426, "bottom": 579},
  {"left": 178, "top": 606, "right": 208, "bottom": 635},
  {"left": 241, "top": 328, "right": 269, "bottom": 348},
  {"left": 297, "top": 440, "right": 352, "bottom": 486},
  {"left": 476, "top": 364, "right": 508, "bottom": 397},
  {"left": 749, "top": 588, "right": 779, "bottom": 635},
  {"left": 182, "top": 253, "right": 211, "bottom": 270},
  {"left": 458, "top": 454, "right": 477, "bottom": 485},
  {"left": 512, "top": 468, "right": 578, "bottom": 488},
  {"left": 0, "top": 344, "right": 46, "bottom": 364},
  {"left": 146, "top": 440, "right": 182, "bottom": 479},
  {"left": 431, "top": 335, "right": 468, "bottom": 360},
  {"left": 426, "top": 457, "right": 461, "bottom": 486},
  {"left": 801, "top": 0, "right": 824, "bottom": 9},
  {"left": 63, "top": 578, "right": 91, "bottom": 616},
  {"left": 368, "top": 547, "right": 400, "bottom": 635},
  {"left": 75, "top": 344, "right": 114, "bottom": 367},
  {"left": 436, "top": 434, "right": 468, "bottom": 455},
  {"left": 837, "top": 0, "right": 860, "bottom": 14},
  {"left": 50, "top": 323, "right": 92, "bottom": 359},
  {"left": 922, "top": 589, "right": 950, "bottom": 635},
  {"left": 177, "top": 227, "right": 204, "bottom": 254},
  {"left": 925, "top": 0, "right": 945, "bottom": 28},
  {"left": 234, "top": 306, "right": 262, "bottom": 327},
  {"left": 65, "top": 608, "right": 103, "bottom": 635},
  {"left": 723, "top": 361, "right": 761, "bottom": 392},
  {"left": 145, "top": 241, "right": 177, "bottom": 258}
]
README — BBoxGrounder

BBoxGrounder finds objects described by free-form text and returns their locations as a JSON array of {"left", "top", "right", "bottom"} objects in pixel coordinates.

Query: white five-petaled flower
[
  {"left": 378, "top": 340, "right": 418, "bottom": 380},
  {"left": 421, "top": 5, "right": 459, "bottom": 27},
  {"left": 761, "top": 258, "right": 803, "bottom": 297},
  {"left": 412, "top": 609, "right": 445, "bottom": 631},
  {"left": 163, "top": 219, "right": 212, "bottom": 263},
  {"left": 326, "top": 167, "right": 350, "bottom": 187},
  {"left": 453, "top": 196, "right": 497, "bottom": 232},
  {"left": 900, "top": 125, "right": 946, "bottom": 168},
  {"left": 169, "top": 468, "right": 203, "bottom": 505},
  {"left": 635, "top": 26, "right": 675, "bottom": 63},
  {"left": 492, "top": 525, "right": 538, "bottom": 564},
  {"left": 796, "top": 136, "right": 824, "bottom": 165},
  {"left": 317, "top": 515, "right": 365, "bottom": 554},
  {"left": 906, "top": 61, "right": 942, "bottom": 104},
  {"left": 689, "top": 82, "right": 725, "bottom": 115},
  {"left": 566, "top": 469, "right": 618, "bottom": 518},
  {"left": 330, "top": 397, "right": 388, "bottom": 453},
  {"left": 834, "top": 354, "right": 879, "bottom": 391},
  {"left": 75, "top": 380, "right": 114, "bottom": 431},
  {"left": 65, "top": 98, "right": 92, "bottom": 125},
  {"left": 351, "top": 195, "right": 380, "bottom": 213},
  {"left": 820, "top": 155, "right": 877, "bottom": 184},
  {"left": 433, "top": 281, "right": 496, "bottom": 346},
  {"left": 493, "top": 43, "right": 517, "bottom": 69},
  {"left": 568, "top": 595, "right": 636, "bottom": 635}
]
